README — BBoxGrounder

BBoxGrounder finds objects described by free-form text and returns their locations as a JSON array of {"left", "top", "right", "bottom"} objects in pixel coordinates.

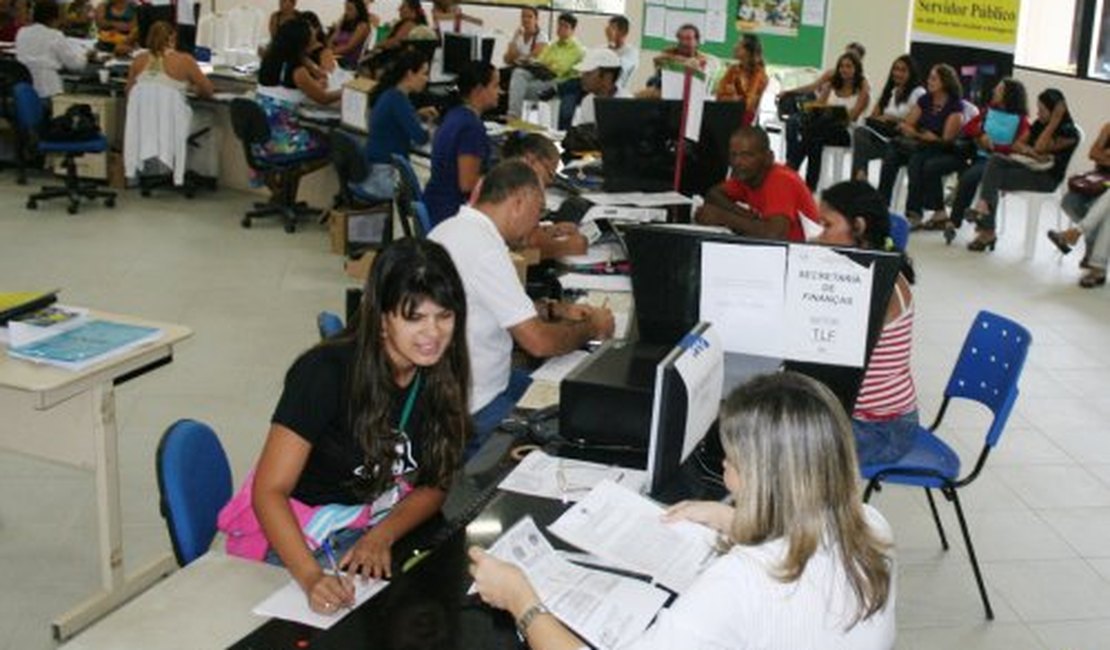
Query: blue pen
[{"left": 320, "top": 536, "right": 351, "bottom": 609}]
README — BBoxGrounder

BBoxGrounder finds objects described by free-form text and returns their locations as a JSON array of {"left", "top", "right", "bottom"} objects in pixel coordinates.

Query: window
[{"left": 1015, "top": 0, "right": 1110, "bottom": 81}]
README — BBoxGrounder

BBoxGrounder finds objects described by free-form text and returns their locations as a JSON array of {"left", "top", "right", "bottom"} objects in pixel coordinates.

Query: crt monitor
[
  {"left": 647, "top": 322, "right": 724, "bottom": 497},
  {"left": 622, "top": 224, "right": 903, "bottom": 412},
  {"left": 442, "top": 33, "right": 495, "bottom": 76}
]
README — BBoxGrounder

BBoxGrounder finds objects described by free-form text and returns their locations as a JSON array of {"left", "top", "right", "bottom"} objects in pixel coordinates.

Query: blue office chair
[
  {"left": 317, "top": 310, "right": 344, "bottom": 339},
  {"left": 861, "top": 310, "right": 1032, "bottom": 620},
  {"left": 156, "top": 419, "right": 233, "bottom": 567},
  {"left": 12, "top": 82, "right": 117, "bottom": 214},
  {"left": 889, "top": 212, "right": 910, "bottom": 252},
  {"left": 391, "top": 153, "right": 433, "bottom": 237},
  {"left": 0, "top": 60, "right": 34, "bottom": 184}
]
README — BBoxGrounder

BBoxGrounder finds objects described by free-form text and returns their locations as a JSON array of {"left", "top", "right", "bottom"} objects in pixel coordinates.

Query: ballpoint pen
[{"left": 320, "top": 536, "right": 351, "bottom": 609}]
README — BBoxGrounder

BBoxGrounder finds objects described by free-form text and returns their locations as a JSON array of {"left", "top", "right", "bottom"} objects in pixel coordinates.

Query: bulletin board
[{"left": 641, "top": 0, "right": 828, "bottom": 68}]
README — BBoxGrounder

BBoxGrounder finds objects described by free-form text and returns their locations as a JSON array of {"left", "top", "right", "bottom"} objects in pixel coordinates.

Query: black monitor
[
  {"left": 622, "top": 224, "right": 903, "bottom": 412},
  {"left": 442, "top": 33, "right": 494, "bottom": 76},
  {"left": 595, "top": 98, "right": 744, "bottom": 195}
]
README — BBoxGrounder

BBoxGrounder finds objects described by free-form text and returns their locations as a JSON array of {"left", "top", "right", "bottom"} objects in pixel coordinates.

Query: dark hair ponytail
[{"left": 821, "top": 180, "right": 916, "bottom": 284}]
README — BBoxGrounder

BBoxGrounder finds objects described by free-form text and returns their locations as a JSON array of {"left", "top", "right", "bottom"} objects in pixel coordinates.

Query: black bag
[
  {"left": 864, "top": 117, "right": 899, "bottom": 139},
  {"left": 42, "top": 104, "right": 100, "bottom": 142},
  {"left": 563, "top": 124, "right": 600, "bottom": 155},
  {"left": 776, "top": 91, "right": 816, "bottom": 120}
]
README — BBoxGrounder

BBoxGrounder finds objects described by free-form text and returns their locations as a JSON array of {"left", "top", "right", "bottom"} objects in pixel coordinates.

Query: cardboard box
[
  {"left": 340, "top": 77, "right": 377, "bottom": 133},
  {"left": 52, "top": 151, "right": 107, "bottom": 180},
  {"left": 106, "top": 152, "right": 125, "bottom": 189},
  {"left": 344, "top": 251, "right": 377, "bottom": 283},
  {"left": 328, "top": 206, "right": 392, "bottom": 256}
]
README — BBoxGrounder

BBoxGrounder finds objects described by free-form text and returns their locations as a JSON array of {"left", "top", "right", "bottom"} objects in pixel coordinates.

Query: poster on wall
[
  {"left": 911, "top": 0, "right": 1020, "bottom": 52},
  {"left": 736, "top": 0, "right": 801, "bottom": 37}
]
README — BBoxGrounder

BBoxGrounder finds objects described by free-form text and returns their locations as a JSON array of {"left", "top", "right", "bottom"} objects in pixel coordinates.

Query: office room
[{"left": 1, "top": 0, "right": 1109, "bottom": 647}]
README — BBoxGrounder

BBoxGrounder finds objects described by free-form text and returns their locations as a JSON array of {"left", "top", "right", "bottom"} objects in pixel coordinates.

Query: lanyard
[{"left": 397, "top": 372, "right": 422, "bottom": 435}]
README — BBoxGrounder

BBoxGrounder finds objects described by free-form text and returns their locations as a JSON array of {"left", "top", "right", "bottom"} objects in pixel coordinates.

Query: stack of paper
[
  {"left": 498, "top": 450, "right": 646, "bottom": 502},
  {"left": 7, "top": 319, "right": 163, "bottom": 371},
  {"left": 3, "top": 305, "right": 89, "bottom": 347}
]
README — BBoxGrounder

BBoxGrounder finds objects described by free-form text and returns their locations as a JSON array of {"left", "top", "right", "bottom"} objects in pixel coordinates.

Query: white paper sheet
[
  {"left": 499, "top": 450, "right": 646, "bottom": 502},
  {"left": 802, "top": 0, "right": 827, "bottom": 26},
  {"left": 252, "top": 573, "right": 388, "bottom": 629},
  {"left": 530, "top": 350, "right": 590, "bottom": 383},
  {"left": 699, "top": 242, "right": 787, "bottom": 357},
  {"left": 548, "top": 480, "right": 718, "bottom": 593},
  {"left": 581, "top": 191, "right": 693, "bottom": 207},
  {"left": 560, "top": 241, "right": 629, "bottom": 266},
  {"left": 516, "top": 380, "right": 561, "bottom": 410},
  {"left": 341, "top": 86, "right": 368, "bottom": 131},
  {"left": 664, "top": 0, "right": 685, "bottom": 8},
  {"left": 682, "top": 70, "right": 707, "bottom": 141},
  {"left": 481, "top": 517, "right": 669, "bottom": 650},
  {"left": 665, "top": 10, "right": 704, "bottom": 38},
  {"left": 684, "top": 0, "right": 707, "bottom": 9},
  {"left": 645, "top": 6, "right": 666, "bottom": 38},
  {"left": 582, "top": 206, "right": 668, "bottom": 225},
  {"left": 704, "top": 9, "right": 728, "bottom": 43},
  {"left": 783, "top": 245, "right": 874, "bottom": 367},
  {"left": 559, "top": 273, "right": 632, "bottom": 292}
]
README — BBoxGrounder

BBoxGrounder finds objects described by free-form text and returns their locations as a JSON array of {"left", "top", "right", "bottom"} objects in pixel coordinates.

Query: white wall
[{"left": 823, "top": 0, "right": 910, "bottom": 81}]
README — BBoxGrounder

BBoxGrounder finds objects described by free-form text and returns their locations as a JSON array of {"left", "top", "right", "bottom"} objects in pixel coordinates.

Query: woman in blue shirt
[
  {"left": 355, "top": 49, "right": 437, "bottom": 200},
  {"left": 424, "top": 62, "right": 500, "bottom": 226}
]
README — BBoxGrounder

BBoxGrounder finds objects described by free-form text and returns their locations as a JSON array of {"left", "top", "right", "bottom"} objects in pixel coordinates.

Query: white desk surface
[
  {"left": 59, "top": 552, "right": 288, "bottom": 650},
  {"left": 0, "top": 311, "right": 192, "bottom": 408}
]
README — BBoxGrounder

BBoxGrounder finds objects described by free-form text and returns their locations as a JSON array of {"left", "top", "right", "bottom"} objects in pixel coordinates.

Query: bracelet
[{"left": 515, "top": 602, "right": 551, "bottom": 637}]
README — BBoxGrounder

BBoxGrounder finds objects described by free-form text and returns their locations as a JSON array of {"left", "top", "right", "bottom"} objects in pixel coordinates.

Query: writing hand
[{"left": 306, "top": 570, "right": 355, "bottom": 615}]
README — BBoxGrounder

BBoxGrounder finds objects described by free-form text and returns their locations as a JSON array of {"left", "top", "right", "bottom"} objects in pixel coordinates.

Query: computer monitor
[
  {"left": 442, "top": 32, "right": 494, "bottom": 76},
  {"left": 622, "top": 224, "right": 903, "bottom": 412},
  {"left": 646, "top": 322, "right": 723, "bottom": 497},
  {"left": 683, "top": 100, "right": 746, "bottom": 197}
]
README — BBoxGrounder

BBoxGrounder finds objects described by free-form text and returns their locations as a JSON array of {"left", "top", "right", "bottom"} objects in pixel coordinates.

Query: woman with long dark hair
[
  {"left": 470, "top": 372, "right": 896, "bottom": 648},
  {"left": 355, "top": 49, "right": 437, "bottom": 199},
  {"left": 788, "top": 51, "right": 870, "bottom": 190},
  {"left": 963, "top": 88, "right": 1080, "bottom": 251},
  {"left": 852, "top": 54, "right": 924, "bottom": 180},
  {"left": 241, "top": 238, "right": 471, "bottom": 615},
  {"left": 945, "top": 78, "right": 1030, "bottom": 244},
  {"left": 817, "top": 180, "right": 919, "bottom": 466},
  {"left": 328, "top": 0, "right": 371, "bottom": 69},
  {"left": 715, "top": 33, "right": 768, "bottom": 127}
]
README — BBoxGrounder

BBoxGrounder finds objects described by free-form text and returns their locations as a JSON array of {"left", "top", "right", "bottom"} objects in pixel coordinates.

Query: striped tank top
[{"left": 854, "top": 282, "right": 917, "bottom": 421}]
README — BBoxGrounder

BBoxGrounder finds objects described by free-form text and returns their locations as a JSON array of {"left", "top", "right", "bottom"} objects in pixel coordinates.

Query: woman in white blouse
[
  {"left": 469, "top": 372, "right": 897, "bottom": 650},
  {"left": 502, "top": 6, "right": 546, "bottom": 65},
  {"left": 852, "top": 54, "right": 926, "bottom": 181}
]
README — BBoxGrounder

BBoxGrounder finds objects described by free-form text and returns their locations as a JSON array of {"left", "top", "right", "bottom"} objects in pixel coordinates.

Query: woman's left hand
[
  {"left": 341, "top": 528, "right": 395, "bottom": 580},
  {"left": 468, "top": 547, "right": 537, "bottom": 613}
]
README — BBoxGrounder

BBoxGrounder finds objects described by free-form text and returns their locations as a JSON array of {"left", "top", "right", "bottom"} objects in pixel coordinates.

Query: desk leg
[{"left": 50, "top": 384, "right": 176, "bottom": 641}]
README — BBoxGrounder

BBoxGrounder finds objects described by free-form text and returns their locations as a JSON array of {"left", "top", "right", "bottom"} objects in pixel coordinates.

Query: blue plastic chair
[
  {"left": 12, "top": 82, "right": 117, "bottom": 214},
  {"left": 317, "top": 310, "right": 345, "bottom": 339},
  {"left": 889, "top": 212, "right": 910, "bottom": 252},
  {"left": 155, "top": 419, "right": 233, "bottom": 566},
  {"left": 391, "top": 153, "right": 433, "bottom": 237},
  {"left": 861, "top": 310, "right": 1032, "bottom": 620}
]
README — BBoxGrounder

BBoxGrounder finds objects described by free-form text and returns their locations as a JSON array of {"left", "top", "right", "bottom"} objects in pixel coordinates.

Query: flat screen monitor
[
  {"left": 647, "top": 322, "right": 723, "bottom": 497},
  {"left": 442, "top": 33, "right": 494, "bottom": 76},
  {"left": 622, "top": 224, "right": 903, "bottom": 412}
]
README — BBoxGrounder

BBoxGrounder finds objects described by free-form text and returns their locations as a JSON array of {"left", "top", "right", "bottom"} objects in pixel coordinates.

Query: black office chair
[
  {"left": 0, "top": 60, "right": 35, "bottom": 184},
  {"left": 329, "top": 131, "right": 393, "bottom": 255},
  {"left": 229, "top": 98, "right": 326, "bottom": 233}
]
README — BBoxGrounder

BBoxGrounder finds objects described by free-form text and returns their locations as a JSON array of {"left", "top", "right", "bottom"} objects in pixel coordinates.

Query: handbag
[{"left": 1068, "top": 170, "right": 1110, "bottom": 198}]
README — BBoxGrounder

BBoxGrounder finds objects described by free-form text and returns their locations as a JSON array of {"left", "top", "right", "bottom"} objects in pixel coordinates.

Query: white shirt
[
  {"left": 619, "top": 505, "right": 897, "bottom": 650},
  {"left": 881, "top": 86, "right": 926, "bottom": 121},
  {"left": 612, "top": 42, "right": 639, "bottom": 89},
  {"left": 429, "top": 205, "right": 537, "bottom": 412},
  {"left": 572, "top": 86, "right": 632, "bottom": 127},
  {"left": 15, "top": 24, "right": 89, "bottom": 99},
  {"left": 509, "top": 28, "right": 547, "bottom": 60}
]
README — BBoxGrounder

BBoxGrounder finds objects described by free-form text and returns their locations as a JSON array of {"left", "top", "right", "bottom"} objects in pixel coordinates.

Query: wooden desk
[
  {"left": 0, "top": 312, "right": 192, "bottom": 640},
  {"left": 59, "top": 552, "right": 287, "bottom": 650}
]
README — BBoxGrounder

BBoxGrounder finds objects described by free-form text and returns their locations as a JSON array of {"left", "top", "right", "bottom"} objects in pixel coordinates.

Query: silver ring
[{"left": 324, "top": 602, "right": 333, "bottom": 609}]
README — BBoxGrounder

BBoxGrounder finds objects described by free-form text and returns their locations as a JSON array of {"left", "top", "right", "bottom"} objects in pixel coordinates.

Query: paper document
[
  {"left": 582, "top": 206, "right": 667, "bottom": 225},
  {"left": 581, "top": 191, "right": 692, "bottom": 207},
  {"left": 704, "top": 9, "right": 727, "bottom": 43},
  {"left": 560, "top": 242, "right": 628, "bottom": 266},
  {"left": 327, "top": 68, "right": 355, "bottom": 92},
  {"left": 7, "top": 319, "right": 163, "bottom": 371},
  {"left": 644, "top": 6, "right": 666, "bottom": 38},
  {"left": 530, "top": 350, "right": 590, "bottom": 383},
  {"left": 699, "top": 243, "right": 787, "bottom": 357},
  {"left": 559, "top": 273, "right": 632, "bottom": 293},
  {"left": 253, "top": 573, "right": 388, "bottom": 629},
  {"left": 341, "top": 86, "right": 368, "bottom": 131},
  {"left": 480, "top": 516, "right": 669, "bottom": 650},
  {"left": 783, "top": 245, "right": 874, "bottom": 367},
  {"left": 516, "top": 380, "right": 561, "bottom": 410},
  {"left": 548, "top": 480, "right": 718, "bottom": 593},
  {"left": 499, "top": 450, "right": 646, "bottom": 502}
]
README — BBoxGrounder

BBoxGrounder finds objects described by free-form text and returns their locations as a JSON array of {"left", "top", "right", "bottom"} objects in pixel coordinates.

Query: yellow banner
[{"left": 912, "top": 0, "right": 1020, "bottom": 46}]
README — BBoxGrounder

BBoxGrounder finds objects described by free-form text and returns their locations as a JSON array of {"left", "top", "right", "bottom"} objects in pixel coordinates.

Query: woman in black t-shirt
[{"left": 252, "top": 238, "right": 471, "bottom": 616}]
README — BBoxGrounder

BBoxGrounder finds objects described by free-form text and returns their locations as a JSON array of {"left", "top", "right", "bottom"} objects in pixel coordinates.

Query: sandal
[
  {"left": 923, "top": 217, "right": 951, "bottom": 231},
  {"left": 967, "top": 235, "right": 997, "bottom": 252},
  {"left": 1079, "top": 271, "right": 1107, "bottom": 289},
  {"left": 1046, "top": 230, "right": 1073, "bottom": 255},
  {"left": 963, "top": 207, "right": 988, "bottom": 226}
]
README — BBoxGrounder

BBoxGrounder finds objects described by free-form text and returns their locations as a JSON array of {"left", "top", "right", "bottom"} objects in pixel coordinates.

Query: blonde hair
[
  {"left": 719, "top": 372, "right": 892, "bottom": 626},
  {"left": 145, "top": 21, "right": 175, "bottom": 55}
]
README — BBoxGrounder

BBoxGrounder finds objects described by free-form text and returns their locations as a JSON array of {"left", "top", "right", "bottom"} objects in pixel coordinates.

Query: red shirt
[{"left": 721, "top": 163, "right": 818, "bottom": 242}]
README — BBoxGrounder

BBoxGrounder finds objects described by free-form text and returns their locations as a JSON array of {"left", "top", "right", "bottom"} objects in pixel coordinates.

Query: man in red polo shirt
[{"left": 696, "top": 126, "right": 818, "bottom": 242}]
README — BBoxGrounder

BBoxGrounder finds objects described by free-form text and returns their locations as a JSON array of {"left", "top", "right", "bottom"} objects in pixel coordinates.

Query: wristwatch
[{"left": 515, "top": 602, "right": 551, "bottom": 637}]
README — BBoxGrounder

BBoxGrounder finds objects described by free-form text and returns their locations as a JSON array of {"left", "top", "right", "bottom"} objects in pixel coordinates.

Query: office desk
[{"left": 0, "top": 311, "right": 192, "bottom": 640}]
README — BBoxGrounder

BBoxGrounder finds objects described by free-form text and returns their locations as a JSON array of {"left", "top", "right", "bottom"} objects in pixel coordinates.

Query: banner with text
[{"left": 911, "top": 0, "right": 1020, "bottom": 53}]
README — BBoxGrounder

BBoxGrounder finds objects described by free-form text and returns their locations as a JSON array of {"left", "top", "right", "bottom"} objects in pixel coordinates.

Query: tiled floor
[{"left": 2, "top": 176, "right": 1110, "bottom": 649}]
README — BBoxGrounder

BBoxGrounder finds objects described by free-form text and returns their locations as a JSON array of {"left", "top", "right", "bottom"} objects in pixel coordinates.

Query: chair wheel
[
  {"left": 241, "top": 216, "right": 251, "bottom": 228},
  {"left": 105, "top": 197, "right": 116, "bottom": 208},
  {"left": 26, "top": 199, "right": 37, "bottom": 209},
  {"left": 67, "top": 203, "right": 78, "bottom": 215},
  {"left": 283, "top": 222, "right": 296, "bottom": 234}
]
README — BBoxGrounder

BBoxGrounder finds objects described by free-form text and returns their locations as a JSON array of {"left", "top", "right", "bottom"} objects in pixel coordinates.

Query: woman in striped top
[{"left": 817, "top": 180, "right": 919, "bottom": 466}]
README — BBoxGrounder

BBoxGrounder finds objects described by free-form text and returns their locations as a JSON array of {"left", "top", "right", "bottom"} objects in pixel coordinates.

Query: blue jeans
[
  {"left": 852, "top": 410, "right": 919, "bottom": 467},
  {"left": 263, "top": 524, "right": 367, "bottom": 567},
  {"left": 468, "top": 369, "right": 532, "bottom": 459}
]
